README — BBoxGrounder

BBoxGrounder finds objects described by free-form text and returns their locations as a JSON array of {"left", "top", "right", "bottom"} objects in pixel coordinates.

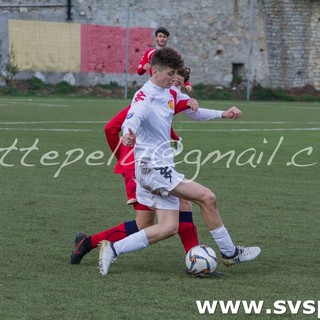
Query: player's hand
[
  {"left": 143, "top": 63, "right": 151, "bottom": 71},
  {"left": 122, "top": 128, "right": 136, "bottom": 146},
  {"left": 185, "top": 85, "right": 193, "bottom": 92},
  {"left": 187, "top": 98, "right": 199, "bottom": 112},
  {"left": 222, "top": 106, "right": 242, "bottom": 119},
  {"left": 172, "top": 136, "right": 183, "bottom": 156}
]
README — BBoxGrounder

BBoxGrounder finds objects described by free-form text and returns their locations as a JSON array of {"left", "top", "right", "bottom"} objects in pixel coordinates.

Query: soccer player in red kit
[
  {"left": 137, "top": 27, "right": 169, "bottom": 76},
  {"left": 137, "top": 27, "right": 192, "bottom": 92}
]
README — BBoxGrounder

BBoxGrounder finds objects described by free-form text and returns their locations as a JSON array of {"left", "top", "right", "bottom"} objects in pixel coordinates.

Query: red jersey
[{"left": 136, "top": 48, "right": 156, "bottom": 76}]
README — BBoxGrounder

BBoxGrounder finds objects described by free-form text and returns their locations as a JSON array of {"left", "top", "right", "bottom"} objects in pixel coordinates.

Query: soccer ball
[{"left": 185, "top": 245, "right": 218, "bottom": 276}]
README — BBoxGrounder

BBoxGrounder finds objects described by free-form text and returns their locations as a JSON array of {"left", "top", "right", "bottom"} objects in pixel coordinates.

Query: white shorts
[{"left": 135, "top": 161, "right": 184, "bottom": 210}]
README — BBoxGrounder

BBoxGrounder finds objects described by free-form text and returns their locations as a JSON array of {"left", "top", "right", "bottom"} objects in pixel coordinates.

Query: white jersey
[{"left": 122, "top": 80, "right": 223, "bottom": 167}]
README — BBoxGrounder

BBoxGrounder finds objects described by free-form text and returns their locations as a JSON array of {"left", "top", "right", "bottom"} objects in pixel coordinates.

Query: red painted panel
[{"left": 81, "top": 25, "right": 152, "bottom": 74}]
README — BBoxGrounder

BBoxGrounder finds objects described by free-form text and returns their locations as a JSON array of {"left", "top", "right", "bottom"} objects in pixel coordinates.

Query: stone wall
[
  {"left": 0, "top": 0, "right": 319, "bottom": 89},
  {"left": 308, "top": 0, "right": 320, "bottom": 89},
  {"left": 263, "top": 0, "right": 311, "bottom": 88}
]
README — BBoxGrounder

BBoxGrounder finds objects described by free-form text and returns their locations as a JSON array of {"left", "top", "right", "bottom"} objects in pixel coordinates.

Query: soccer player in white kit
[{"left": 99, "top": 47, "right": 261, "bottom": 276}]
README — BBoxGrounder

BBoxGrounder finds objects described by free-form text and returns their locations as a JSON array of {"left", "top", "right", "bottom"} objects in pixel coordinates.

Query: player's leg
[
  {"left": 130, "top": 163, "right": 198, "bottom": 252},
  {"left": 178, "top": 199, "right": 199, "bottom": 253},
  {"left": 135, "top": 204, "right": 155, "bottom": 229},
  {"left": 123, "top": 169, "right": 156, "bottom": 230},
  {"left": 71, "top": 168, "right": 155, "bottom": 265},
  {"left": 90, "top": 209, "right": 154, "bottom": 246},
  {"left": 122, "top": 165, "right": 197, "bottom": 252},
  {"left": 70, "top": 205, "right": 154, "bottom": 265},
  {"left": 99, "top": 209, "right": 179, "bottom": 275},
  {"left": 99, "top": 177, "right": 181, "bottom": 275},
  {"left": 171, "top": 179, "right": 223, "bottom": 230},
  {"left": 171, "top": 179, "right": 261, "bottom": 266}
]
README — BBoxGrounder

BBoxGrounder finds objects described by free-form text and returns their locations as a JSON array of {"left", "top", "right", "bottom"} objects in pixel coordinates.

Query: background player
[{"left": 137, "top": 27, "right": 192, "bottom": 91}]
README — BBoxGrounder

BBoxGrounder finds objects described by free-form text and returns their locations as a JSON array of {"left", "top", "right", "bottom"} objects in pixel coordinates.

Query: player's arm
[
  {"left": 175, "top": 97, "right": 199, "bottom": 114},
  {"left": 122, "top": 93, "right": 150, "bottom": 146},
  {"left": 104, "top": 106, "right": 130, "bottom": 159},
  {"left": 137, "top": 50, "right": 151, "bottom": 75},
  {"left": 182, "top": 105, "right": 242, "bottom": 121},
  {"left": 184, "top": 80, "right": 192, "bottom": 92},
  {"left": 170, "top": 127, "right": 180, "bottom": 141}
]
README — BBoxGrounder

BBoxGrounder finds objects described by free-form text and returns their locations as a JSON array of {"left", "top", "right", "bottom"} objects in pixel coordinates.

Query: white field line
[
  {"left": 282, "top": 106, "right": 320, "bottom": 110},
  {"left": 1, "top": 99, "right": 319, "bottom": 110},
  {"left": 0, "top": 98, "right": 69, "bottom": 102},
  {"left": 0, "top": 120, "right": 319, "bottom": 132},
  {"left": 0, "top": 103, "right": 69, "bottom": 108},
  {"left": 0, "top": 128, "right": 94, "bottom": 132},
  {"left": 0, "top": 121, "right": 106, "bottom": 124},
  {"left": 0, "top": 98, "right": 120, "bottom": 103},
  {"left": 0, "top": 127, "right": 319, "bottom": 132},
  {"left": 174, "top": 121, "right": 320, "bottom": 124},
  {"left": 0, "top": 120, "right": 320, "bottom": 125},
  {"left": 176, "top": 128, "right": 320, "bottom": 132}
]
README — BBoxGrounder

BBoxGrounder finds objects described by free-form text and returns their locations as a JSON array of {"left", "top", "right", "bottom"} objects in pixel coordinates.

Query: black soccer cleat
[{"left": 70, "top": 232, "right": 92, "bottom": 265}]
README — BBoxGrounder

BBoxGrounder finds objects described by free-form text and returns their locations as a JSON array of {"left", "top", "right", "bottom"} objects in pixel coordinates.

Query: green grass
[{"left": 0, "top": 97, "right": 320, "bottom": 319}]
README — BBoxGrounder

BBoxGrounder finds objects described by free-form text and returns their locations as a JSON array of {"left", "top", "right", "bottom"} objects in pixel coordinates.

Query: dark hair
[
  {"left": 151, "top": 47, "right": 184, "bottom": 71},
  {"left": 177, "top": 67, "right": 191, "bottom": 83},
  {"left": 155, "top": 27, "right": 170, "bottom": 37}
]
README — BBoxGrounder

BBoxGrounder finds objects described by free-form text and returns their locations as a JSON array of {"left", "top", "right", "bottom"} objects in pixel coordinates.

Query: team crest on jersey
[{"left": 167, "top": 100, "right": 174, "bottom": 110}]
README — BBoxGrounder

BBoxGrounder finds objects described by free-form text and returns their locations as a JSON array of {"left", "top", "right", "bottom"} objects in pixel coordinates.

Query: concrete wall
[{"left": 0, "top": 0, "right": 319, "bottom": 89}]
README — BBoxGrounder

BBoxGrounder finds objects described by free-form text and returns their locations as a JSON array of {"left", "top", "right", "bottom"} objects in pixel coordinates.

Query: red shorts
[{"left": 122, "top": 170, "right": 150, "bottom": 211}]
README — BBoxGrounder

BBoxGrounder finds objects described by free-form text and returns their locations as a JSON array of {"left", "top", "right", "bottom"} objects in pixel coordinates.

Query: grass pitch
[{"left": 0, "top": 97, "right": 319, "bottom": 319}]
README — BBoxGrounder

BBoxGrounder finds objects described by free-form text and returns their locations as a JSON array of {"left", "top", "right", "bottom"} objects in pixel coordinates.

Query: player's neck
[{"left": 150, "top": 78, "right": 166, "bottom": 89}]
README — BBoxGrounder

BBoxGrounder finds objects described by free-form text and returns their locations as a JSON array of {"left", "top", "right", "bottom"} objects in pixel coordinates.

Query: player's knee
[{"left": 201, "top": 188, "right": 217, "bottom": 207}]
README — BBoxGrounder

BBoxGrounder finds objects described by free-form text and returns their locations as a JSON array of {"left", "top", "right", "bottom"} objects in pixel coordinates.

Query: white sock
[
  {"left": 210, "top": 225, "right": 236, "bottom": 257},
  {"left": 113, "top": 229, "right": 149, "bottom": 255}
]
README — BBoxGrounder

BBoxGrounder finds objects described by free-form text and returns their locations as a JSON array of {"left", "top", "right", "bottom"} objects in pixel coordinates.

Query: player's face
[
  {"left": 152, "top": 67, "right": 177, "bottom": 88},
  {"left": 173, "top": 75, "right": 184, "bottom": 91},
  {"left": 155, "top": 33, "right": 169, "bottom": 47}
]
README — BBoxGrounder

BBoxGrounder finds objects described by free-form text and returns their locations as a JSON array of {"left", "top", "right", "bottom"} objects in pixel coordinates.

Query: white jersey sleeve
[
  {"left": 182, "top": 107, "right": 223, "bottom": 121},
  {"left": 122, "top": 94, "right": 150, "bottom": 136}
]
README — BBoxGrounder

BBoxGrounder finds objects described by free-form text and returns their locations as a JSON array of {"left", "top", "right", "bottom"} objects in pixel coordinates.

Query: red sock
[
  {"left": 178, "top": 211, "right": 199, "bottom": 253},
  {"left": 90, "top": 220, "right": 139, "bottom": 248}
]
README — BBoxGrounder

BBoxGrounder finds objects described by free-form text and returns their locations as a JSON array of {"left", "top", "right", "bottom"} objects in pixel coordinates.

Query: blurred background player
[
  {"left": 173, "top": 66, "right": 191, "bottom": 91},
  {"left": 136, "top": 27, "right": 170, "bottom": 76},
  {"left": 137, "top": 27, "right": 192, "bottom": 92}
]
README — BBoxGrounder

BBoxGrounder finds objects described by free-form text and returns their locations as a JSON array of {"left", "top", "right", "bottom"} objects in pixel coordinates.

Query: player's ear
[{"left": 151, "top": 66, "right": 158, "bottom": 75}]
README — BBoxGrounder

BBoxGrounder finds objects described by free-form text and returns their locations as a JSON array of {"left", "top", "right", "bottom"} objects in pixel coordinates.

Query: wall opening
[{"left": 232, "top": 63, "right": 245, "bottom": 85}]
